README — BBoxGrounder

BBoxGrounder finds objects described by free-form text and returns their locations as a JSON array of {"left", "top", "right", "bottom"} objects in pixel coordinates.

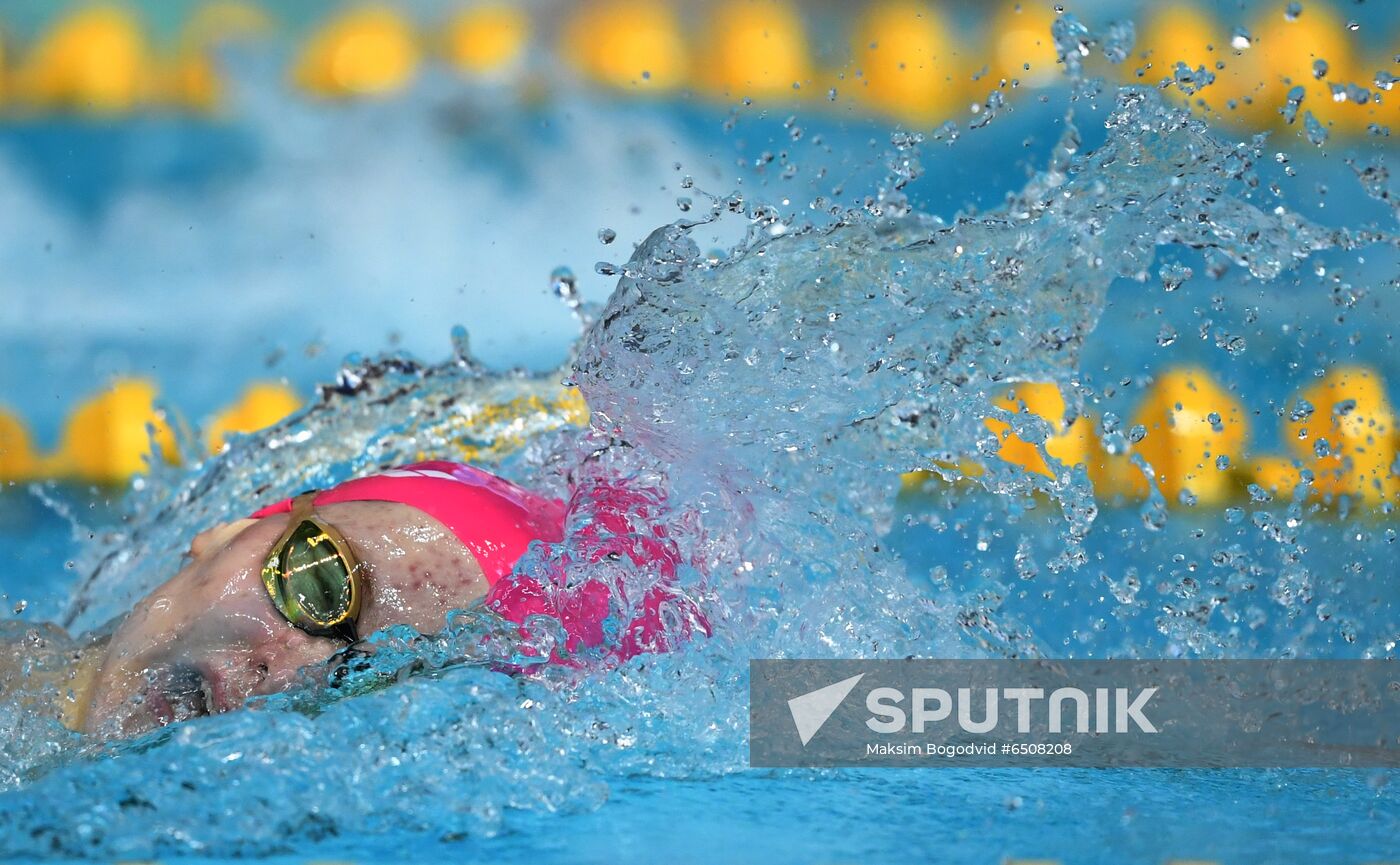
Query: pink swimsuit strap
[{"left": 249, "top": 461, "right": 566, "bottom": 585}]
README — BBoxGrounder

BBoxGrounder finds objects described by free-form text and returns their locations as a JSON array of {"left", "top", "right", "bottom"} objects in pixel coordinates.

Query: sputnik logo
[{"left": 787, "top": 673, "right": 865, "bottom": 746}]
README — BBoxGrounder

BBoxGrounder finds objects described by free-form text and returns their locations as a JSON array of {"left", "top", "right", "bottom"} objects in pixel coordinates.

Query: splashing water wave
[{"left": 0, "top": 85, "right": 1386, "bottom": 857}]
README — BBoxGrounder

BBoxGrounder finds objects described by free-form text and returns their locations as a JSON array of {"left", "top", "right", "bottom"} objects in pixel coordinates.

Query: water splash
[{"left": 0, "top": 65, "right": 1393, "bottom": 862}]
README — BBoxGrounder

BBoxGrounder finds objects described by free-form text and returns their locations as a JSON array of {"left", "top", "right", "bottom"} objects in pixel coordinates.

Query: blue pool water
[{"left": 3, "top": 16, "right": 1400, "bottom": 865}]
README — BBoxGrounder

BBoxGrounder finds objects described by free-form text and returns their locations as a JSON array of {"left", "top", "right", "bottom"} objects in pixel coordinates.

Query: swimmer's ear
[{"left": 189, "top": 519, "right": 258, "bottom": 559}]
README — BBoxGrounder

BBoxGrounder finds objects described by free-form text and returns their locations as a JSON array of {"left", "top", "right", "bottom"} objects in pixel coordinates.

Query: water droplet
[
  {"left": 449, "top": 325, "right": 474, "bottom": 364},
  {"left": 1127, "top": 424, "right": 1147, "bottom": 443},
  {"left": 1230, "top": 26, "right": 1252, "bottom": 50},
  {"left": 11, "top": 600, "right": 26, "bottom": 614},
  {"left": 1312, "top": 58, "right": 1328, "bottom": 79},
  {"left": 1159, "top": 262, "right": 1193, "bottom": 291},
  {"left": 594, "top": 261, "right": 618, "bottom": 277},
  {"left": 1281, "top": 85, "right": 1306, "bottom": 124},
  {"left": 598, "top": 228, "right": 616, "bottom": 245},
  {"left": 1285, "top": 2, "right": 1303, "bottom": 22},
  {"left": 1303, "top": 111, "right": 1329, "bottom": 147},
  {"left": 1172, "top": 61, "right": 1215, "bottom": 96},
  {"left": 827, "top": 87, "right": 838, "bottom": 101},
  {"left": 1102, "top": 20, "right": 1135, "bottom": 64}
]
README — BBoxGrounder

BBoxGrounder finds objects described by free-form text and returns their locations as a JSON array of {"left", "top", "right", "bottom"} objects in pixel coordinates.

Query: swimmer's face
[{"left": 83, "top": 502, "right": 490, "bottom": 738}]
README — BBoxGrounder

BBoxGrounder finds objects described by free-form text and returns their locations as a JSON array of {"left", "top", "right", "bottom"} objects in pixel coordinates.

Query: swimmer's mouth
[{"left": 143, "top": 663, "right": 224, "bottom": 726}]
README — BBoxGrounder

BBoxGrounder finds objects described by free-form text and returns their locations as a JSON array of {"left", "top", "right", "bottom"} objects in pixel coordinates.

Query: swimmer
[{"left": 35, "top": 462, "right": 699, "bottom": 739}]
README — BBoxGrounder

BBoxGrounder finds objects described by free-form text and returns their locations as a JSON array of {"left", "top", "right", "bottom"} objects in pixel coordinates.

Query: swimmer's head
[{"left": 80, "top": 502, "right": 491, "bottom": 738}]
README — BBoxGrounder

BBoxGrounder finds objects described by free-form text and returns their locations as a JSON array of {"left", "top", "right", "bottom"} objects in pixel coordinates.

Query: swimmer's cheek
[{"left": 188, "top": 519, "right": 259, "bottom": 560}]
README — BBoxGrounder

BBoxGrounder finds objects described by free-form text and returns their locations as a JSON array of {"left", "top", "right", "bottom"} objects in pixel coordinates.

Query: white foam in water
[{"left": 0, "top": 21, "right": 1394, "bottom": 857}]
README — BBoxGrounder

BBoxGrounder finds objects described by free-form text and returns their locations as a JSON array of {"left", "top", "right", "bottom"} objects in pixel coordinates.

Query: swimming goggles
[{"left": 260, "top": 492, "right": 362, "bottom": 643}]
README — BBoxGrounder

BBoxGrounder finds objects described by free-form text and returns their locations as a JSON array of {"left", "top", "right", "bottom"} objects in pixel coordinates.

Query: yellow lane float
[
  {"left": 205, "top": 382, "right": 301, "bottom": 453},
  {"left": 293, "top": 5, "right": 421, "bottom": 99},
  {"left": 984, "top": 382, "right": 1093, "bottom": 479},
  {"left": 1283, "top": 366, "right": 1397, "bottom": 505},
  {"left": 851, "top": 0, "right": 965, "bottom": 124},
  {"left": 14, "top": 4, "right": 154, "bottom": 114},
  {"left": 561, "top": 0, "right": 689, "bottom": 92},
  {"left": 1128, "top": 368, "right": 1248, "bottom": 506},
  {"left": 1131, "top": 4, "right": 1230, "bottom": 115},
  {"left": 1247, "top": 454, "right": 1306, "bottom": 499},
  {"left": 53, "top": 379, "right": 180, "bottom": 485},
  {"left": 161, "top": 1, "right": 272, "bottom": 112},
  {"left": 442, "top": 4, "right": 531, "bottom": 77},
  {"left": 1224, "top": 2, "right": 1372, "bottom": 135},
  {"left": 699, "top": 0, "right": 811, "bottom": 101}
]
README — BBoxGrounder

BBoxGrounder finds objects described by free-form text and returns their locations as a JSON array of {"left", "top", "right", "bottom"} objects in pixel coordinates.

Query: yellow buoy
[
  {"left": 988, "top": 0, "right": 1060, "bottom": 89},
  {"left": 205, "top": 382, "right": 301, "bottom": 453},
  {"left": 1129, "top": 367, "right": 1249, "bottom": 505},
  {"left": 16, "top": 4, "right": 154, "bottom": 114},
  {"left": 442, "top": 4, "right": 531, "bottom": 77},
  {"left": 699, "top": 0, "right": 811, "bottom": 100},
  {"left": 54, "top": 379, "right": 180, "bottom": 484},
  {"left": 561, "top": 0, "right": 688, "bottom": 92},
  {"left": 851, "top": 0, "right": 965, "bottom": 124},
  {"left": 1284, "top": 366, "right": 1396, "bottom": 505},
  {"left": 984, "top": 382, "right": 1092, "bottom": 479},
  {"left": 0, "top": 409, "right": 39, "bottom": 482},
  {"left": 293, "top": 5, "right": 421, "bottom": 99}
]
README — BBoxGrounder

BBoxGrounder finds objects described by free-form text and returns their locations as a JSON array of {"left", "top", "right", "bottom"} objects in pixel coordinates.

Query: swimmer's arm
[{"left": 0, "top": 636, "right": 106, "bottom": 732}]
